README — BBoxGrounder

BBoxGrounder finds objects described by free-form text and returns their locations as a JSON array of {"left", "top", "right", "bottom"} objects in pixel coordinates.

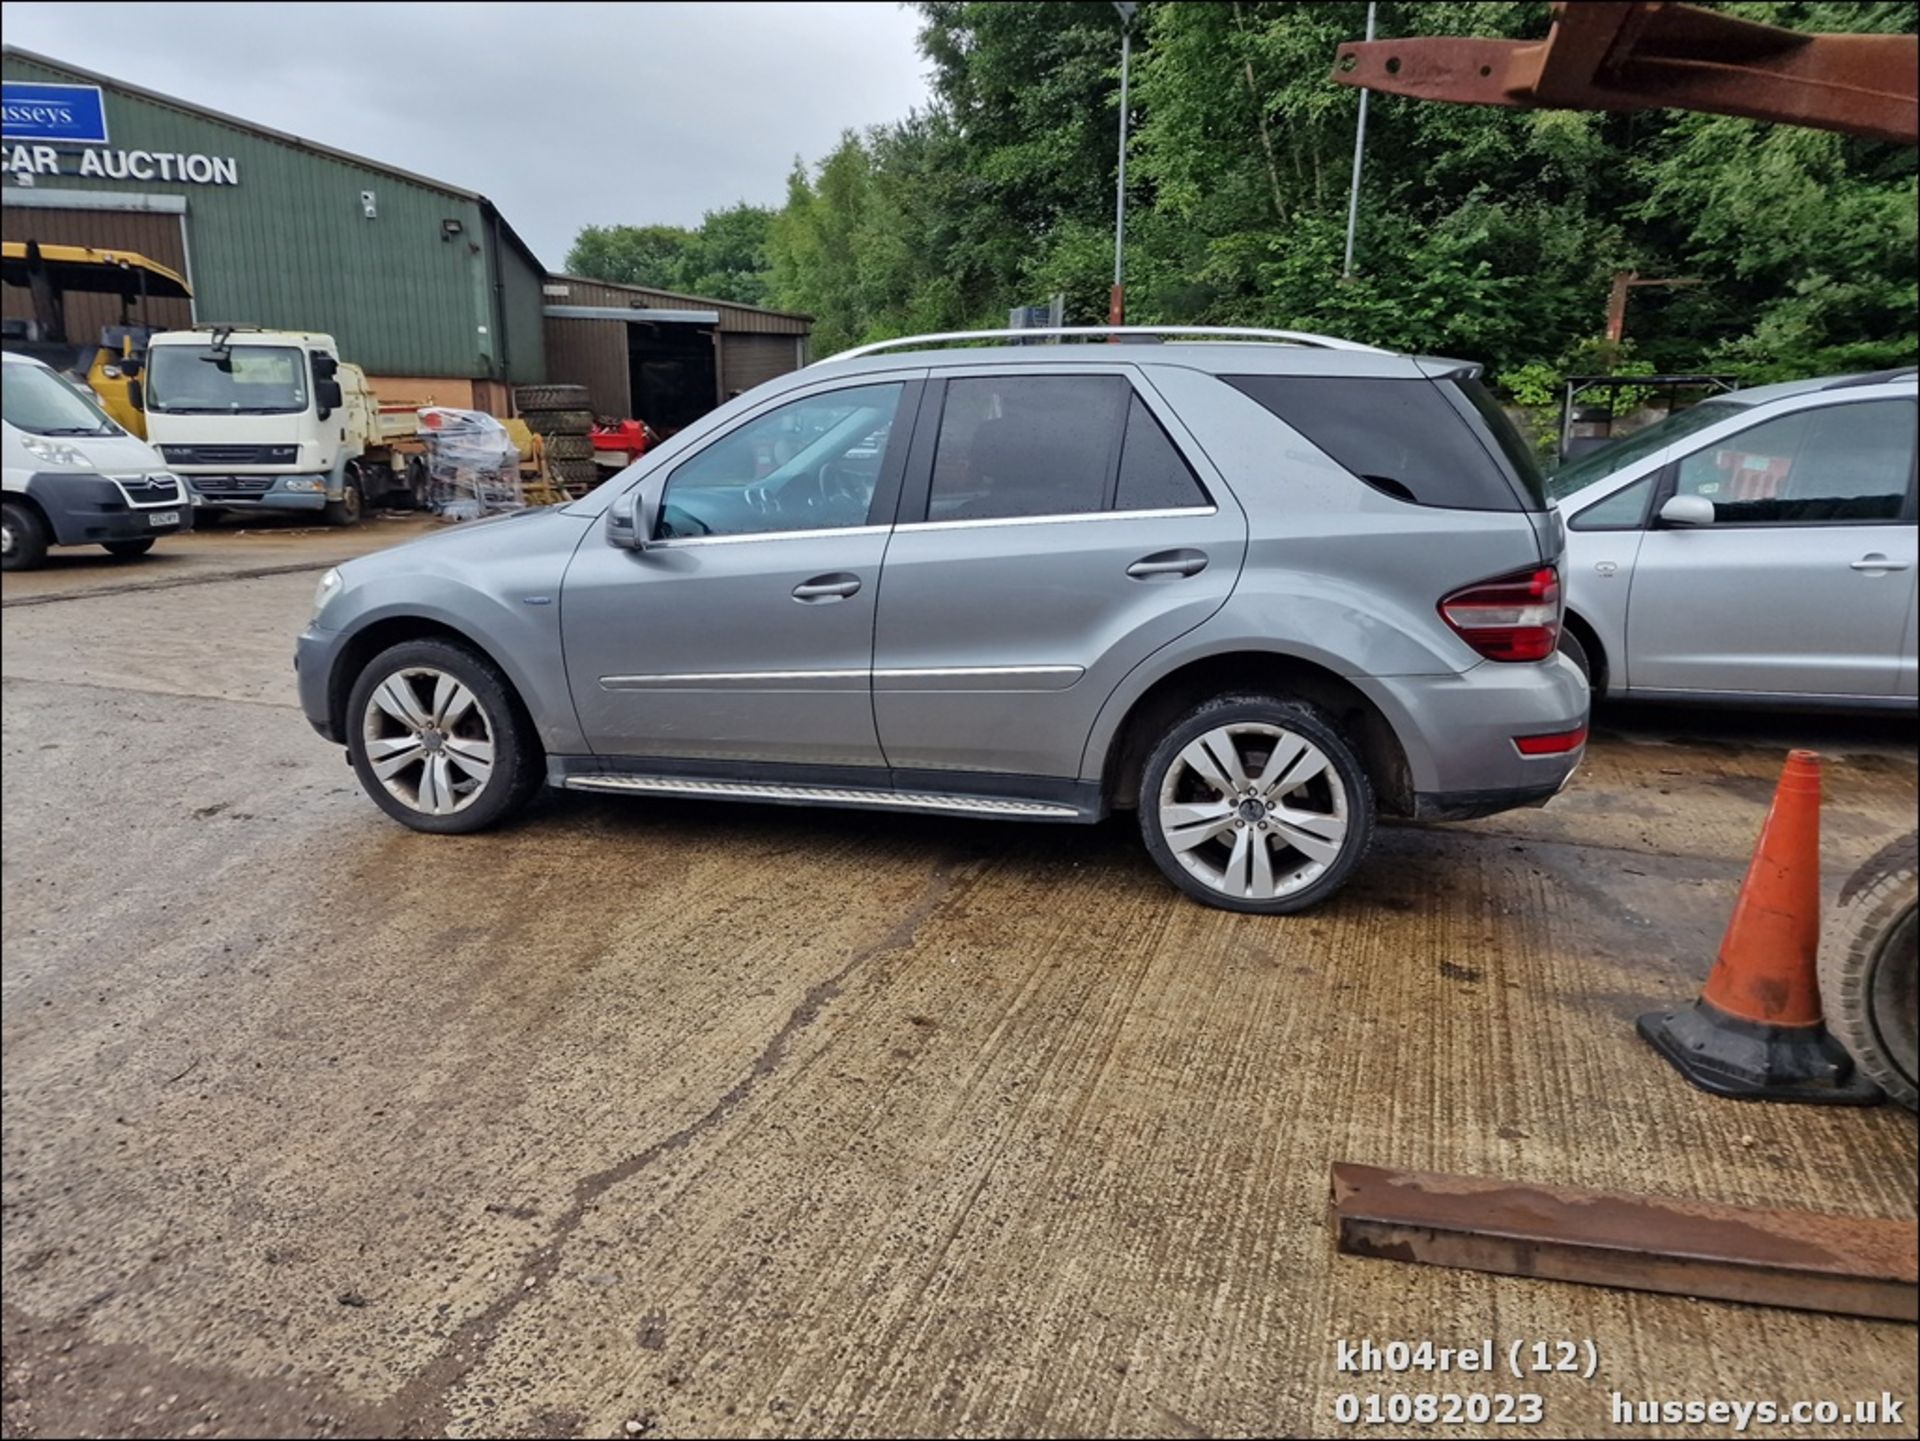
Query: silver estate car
[
  {"left": 297, "top": 327, "right": 1588, "bottom": 914},
  {"left": 1552, "top": 369, "right": 1918, "bottom": 709}
]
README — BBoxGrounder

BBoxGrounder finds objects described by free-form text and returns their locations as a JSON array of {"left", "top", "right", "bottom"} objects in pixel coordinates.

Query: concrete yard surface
[{"left": 2, "top": 523, "right": 1915, "bottom": 1439}]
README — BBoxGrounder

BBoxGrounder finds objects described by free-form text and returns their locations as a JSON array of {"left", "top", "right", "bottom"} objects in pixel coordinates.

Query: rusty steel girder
[{"left": 1331, "top": 1, "right": 1918, "bottom": 146}]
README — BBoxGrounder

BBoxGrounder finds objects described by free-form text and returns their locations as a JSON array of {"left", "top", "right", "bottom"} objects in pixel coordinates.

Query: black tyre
[
  {"left": 1559, "top": 627, "right": 1592, "bottom": 688},
  {"left": 514, "top": 383, "right": 590, "bottom": 413},
  {"left": 554, "top": 458, "right": 601, "bottom": 490},
  {"left": 1139, "top": 695, "right": 1374, "bottom": 914},
  {"left": 102, "top": 537, "right": 156, "bottom": 559},
  {"left": 345, "top": 638, "right": 543, "bottom": 835},
  {"left": 322, "top": 470, "right": 364, "bottom": 527},
  {"left": 527, "top": 408, "right": 593, "bottom": 436},
  {"left": 1821, "top": 833, "right": 1918, "bottom": 1110},
  {"left": 2, "top": 499, "right": 50, "bottom": 572},
  {"left": 543, "top": 432, "right": 594, "bottom": 461}
]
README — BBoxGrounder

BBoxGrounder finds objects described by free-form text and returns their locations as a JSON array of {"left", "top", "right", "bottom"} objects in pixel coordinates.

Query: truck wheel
[
  {"left": 1822, "top": 832, "right": 1918, "bottom": 1110},
  {"left": 102, "top": 538, "right": 156, "bottom": 560},
  {"left": 2, "top": 499, "right": 49, "bottom": 572},
  {"left": 323, "top": 471, "right": 364, "bottom": 527},
  {"left": 1138, "top": 695, "right": 1375, "bottom": 914},
  {"left": 543, "top": 433, "right": 594, "bottom": 461},
  {"left": 345, "top": 638, "right": 543, "bottom": 834}
]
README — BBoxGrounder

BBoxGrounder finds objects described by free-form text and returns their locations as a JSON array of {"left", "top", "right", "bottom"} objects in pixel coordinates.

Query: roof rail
[
  {"left": 1823, "top": 365, "right": 1919, "bottom": 390},
  {"left": 815, "top": 325, "right": 1389, "bottom": 365}
]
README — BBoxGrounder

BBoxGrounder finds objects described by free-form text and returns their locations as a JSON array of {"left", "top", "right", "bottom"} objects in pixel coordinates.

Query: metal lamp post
[
  {"left": 1342, "top": 1, "right": 1377, "bottom": 278},
  {"left": 1110, "top": 1, "right": 1138, "bottom": 327}
]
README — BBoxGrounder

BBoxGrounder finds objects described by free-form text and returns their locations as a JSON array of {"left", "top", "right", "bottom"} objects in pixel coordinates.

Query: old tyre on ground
[
  {"left": 1822, "top": 831, "right": 1918, "bottom": 1110},
  {"left": 345, "top": 638, "right": 543, "bottom": 834},
  {"left": 526, "top": 408, "right": 593, "bottom": 437},
  {"left": 513, "top": 384, "right": 590, "bottom": 413},
  {"left": 2, "top": 499, "right": 49, "bottom": 572},
  {"left": 102, "top": 538, "right": 155, "bottom": 559},
  {"left": 543, "top": 432, "right": 595, "bottom": 461},
  {"left": 554, "top": 458, "right": 601, "bottom": 490},
  {"left": 1139, "top": 695, "right": 1375, "bottom": 914}
]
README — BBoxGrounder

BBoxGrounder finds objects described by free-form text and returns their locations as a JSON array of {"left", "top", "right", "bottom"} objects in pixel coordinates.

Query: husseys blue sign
[{"left": 1, "top": 83, "right": 110, "bottom": 145}]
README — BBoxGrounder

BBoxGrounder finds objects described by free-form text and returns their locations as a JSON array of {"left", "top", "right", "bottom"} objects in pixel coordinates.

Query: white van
[{"left": 2, "top": 350, "right": 190, "bottom": 571}]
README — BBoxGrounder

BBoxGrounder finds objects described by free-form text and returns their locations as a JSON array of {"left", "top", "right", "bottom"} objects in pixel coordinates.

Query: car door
[
  {"left": 1625, "top": 396, "right": 1917, "bottom": 699},
  {"left": 561, "top": 375, "right": 923, "bottom": 766},
  {"left": 872, "top": 366, "right": 1247, "bottom": 779}
]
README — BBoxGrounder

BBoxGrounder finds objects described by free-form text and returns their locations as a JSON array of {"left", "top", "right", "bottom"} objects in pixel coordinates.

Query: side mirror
[
  {"left": 126, "top": 378, "right": 143, "bottom": 412},
  {"left": 607, "top": 476, "right": 664, "bottom": 550},
  {"left": 1657, "top": 494, "right": 1715, "bottom": 528},
  {"left": 316, "top": 378, "right": 343, "bottom": 419},
  {"left": 311, "top": 353, "right": 340, "bottom": 380}
]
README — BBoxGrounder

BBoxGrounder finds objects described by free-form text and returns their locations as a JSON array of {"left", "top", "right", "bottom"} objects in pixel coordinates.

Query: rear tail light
[{"left": 1439, "top": 565, "right": 1562, "bottom": 662}]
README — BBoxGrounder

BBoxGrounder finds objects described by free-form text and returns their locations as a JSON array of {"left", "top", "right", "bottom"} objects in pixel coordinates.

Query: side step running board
[{"left": 562, "top": 772, "right": 1083, "bottom": 820}]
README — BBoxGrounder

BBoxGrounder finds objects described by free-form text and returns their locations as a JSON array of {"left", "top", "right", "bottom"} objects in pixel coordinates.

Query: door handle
[
  {"left": 792, "top": 573, "right": 861, "bottom": 601},
  {"left": 1127, "top": 549, "right": 1209, "bottom": 580},
  {"left": 1850, "top": 554, "right": 1911, "bottom": 572}
]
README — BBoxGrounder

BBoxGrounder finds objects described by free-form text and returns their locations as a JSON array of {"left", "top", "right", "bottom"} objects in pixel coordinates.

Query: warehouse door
[
  {"left": 1, "top": 206, "right": 193, "bottom": 342},
  {"left": 628, "top": 322, "right": 716, "bottom": 437}
]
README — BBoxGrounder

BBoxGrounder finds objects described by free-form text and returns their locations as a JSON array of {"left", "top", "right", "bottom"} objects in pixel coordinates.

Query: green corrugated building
[{"left": 2, "top": 45, "right": 547, "bottom": 406}]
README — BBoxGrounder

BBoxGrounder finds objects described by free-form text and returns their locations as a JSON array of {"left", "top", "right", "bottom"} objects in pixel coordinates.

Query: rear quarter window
[{"left": 1222, "top": 374, "right": 1542, "bottom": 512}]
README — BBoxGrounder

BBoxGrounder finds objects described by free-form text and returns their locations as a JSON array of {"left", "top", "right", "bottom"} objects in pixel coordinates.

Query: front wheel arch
[{"left": 329, "top": 615, "right": 539, "bottom": 755}]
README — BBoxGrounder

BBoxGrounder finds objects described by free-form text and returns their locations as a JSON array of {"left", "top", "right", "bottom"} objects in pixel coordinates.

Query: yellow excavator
[{"left": 1, "top": 239, "right": 193, "bottom": 437}]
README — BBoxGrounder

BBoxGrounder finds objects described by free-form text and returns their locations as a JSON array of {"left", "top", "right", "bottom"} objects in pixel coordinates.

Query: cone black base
[{"left": 1637, "top": 999, "right": 1883, "bottom": 1105}]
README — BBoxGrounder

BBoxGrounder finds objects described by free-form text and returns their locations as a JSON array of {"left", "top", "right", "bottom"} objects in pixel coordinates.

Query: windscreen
[
  {"left": 147, "top": 345, "right": 309, "bottom": 415},
  {"left": 1545, "top": 400, "right": 1746, "bottom": 501},
  {"left": 2, "top": 362, "right": 120, "bottom": 436}
]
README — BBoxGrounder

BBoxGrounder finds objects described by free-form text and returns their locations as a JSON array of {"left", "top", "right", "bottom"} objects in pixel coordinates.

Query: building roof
[
  {"left": 550, "top": 273, "right": 812, "bottom": 325},
  {"left": 2, "top": 45, "right": 548, "bottom": 274}
]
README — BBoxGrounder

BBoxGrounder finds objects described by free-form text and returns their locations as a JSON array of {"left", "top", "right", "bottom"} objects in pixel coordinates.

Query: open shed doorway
[{"left": 628, "top": 323, "right": 717, "bottom": 437}]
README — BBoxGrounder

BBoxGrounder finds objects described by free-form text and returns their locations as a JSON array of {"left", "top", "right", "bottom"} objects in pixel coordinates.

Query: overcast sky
[{"left": 1, "top": 1, "right": 931, "bottom": 266}]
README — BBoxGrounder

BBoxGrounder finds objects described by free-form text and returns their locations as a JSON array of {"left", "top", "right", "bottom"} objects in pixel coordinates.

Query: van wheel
[
  {"left": 345, "top": 638, "right": 542, "bottom": 834},
  {"left": 2, "top": 499, "right": 49, "bottom": 572},
  {"left": 102, "top": 538, "right": 156, "bottom": 559},
  {"left": 1139, "top": 695, "right": 1375, "bottom": 914},
  {"left": 323, "top": 470, "right": 364, "bottom": 527}
]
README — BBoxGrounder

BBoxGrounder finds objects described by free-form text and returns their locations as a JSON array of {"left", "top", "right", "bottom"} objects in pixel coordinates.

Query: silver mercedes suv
[{"left": 297, "top": 328, "right": 1587, "bottom": 913}]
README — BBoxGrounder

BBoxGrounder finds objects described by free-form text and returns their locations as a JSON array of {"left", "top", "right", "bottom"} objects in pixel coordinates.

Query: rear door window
[
  {"left": 926, "top": 375, "right": 1127, "bottom": 521},
  {"left": 1115, "top": 393, "right": 1210, "bottom": 511},
  {"left": 1223, "top": 374, "right": 1537, "bottom": 511}
]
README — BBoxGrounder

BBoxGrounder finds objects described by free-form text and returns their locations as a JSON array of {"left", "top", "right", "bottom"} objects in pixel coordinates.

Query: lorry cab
[
  {"left": 2, "top": 350, "right": 190, "bottom": 572},
  {"left": 143, "top": 327, "right": 381, "bottom": 526}
]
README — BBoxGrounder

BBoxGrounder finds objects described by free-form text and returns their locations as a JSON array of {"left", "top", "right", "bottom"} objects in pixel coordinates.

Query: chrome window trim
[
  {"left": 650, "top": 523, "right": 891, "bottom": 549},
  {"left": 896, "top": 504, "right": 1216, "bottom": 534}
]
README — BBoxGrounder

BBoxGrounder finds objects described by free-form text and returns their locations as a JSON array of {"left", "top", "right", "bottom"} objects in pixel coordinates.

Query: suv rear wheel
[
  {"left": 345, "top": 639, "right": 542, "bottom": 834},
  {"left": 1139, "top": 695, "right": 1375, "bottom": 913}
]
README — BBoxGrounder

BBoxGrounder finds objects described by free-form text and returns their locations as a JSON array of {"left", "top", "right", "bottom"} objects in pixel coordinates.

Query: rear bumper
[
  {"left": 23, "top": 473, "right": 191, "bottom": 545},
  {"left": 1356, "top": 655, "right": 1589, "bottom": 817}
]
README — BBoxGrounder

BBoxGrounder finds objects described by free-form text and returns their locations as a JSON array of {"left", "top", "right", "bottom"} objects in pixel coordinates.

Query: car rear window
[{"left": 1222, "top": 374, "right": 1541, "bottom": 511}]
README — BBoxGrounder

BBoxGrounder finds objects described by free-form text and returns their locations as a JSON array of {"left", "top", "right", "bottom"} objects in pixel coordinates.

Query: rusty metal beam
[
  {"left": 1330, "top": 1163, "right": 1919, "bottom": 1322},
  {"left": 1331, "top": 2, "right": 1918, "bottom": 147}
]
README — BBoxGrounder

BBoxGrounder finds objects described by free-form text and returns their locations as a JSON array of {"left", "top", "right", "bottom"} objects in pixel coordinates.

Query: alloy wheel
[
  {"left": 360, "top": 666, "right": 496, "bottom": 816},
  {"left": 1157, "top": 722, "right": 1350, "bottom": 901}
]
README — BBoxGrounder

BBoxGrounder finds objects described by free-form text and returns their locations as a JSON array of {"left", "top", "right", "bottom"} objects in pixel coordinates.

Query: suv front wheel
[
  {"left": 1140, "top": 696, "right": 1375, "bottom": 914},
  {"left": 345, "top": 639, "right": 541, "bottom": 833}
]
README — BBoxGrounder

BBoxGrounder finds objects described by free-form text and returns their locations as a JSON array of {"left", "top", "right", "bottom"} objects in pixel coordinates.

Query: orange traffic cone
[{"left": 1638, "top": 749, "right": 1880, "bottom": 1104}]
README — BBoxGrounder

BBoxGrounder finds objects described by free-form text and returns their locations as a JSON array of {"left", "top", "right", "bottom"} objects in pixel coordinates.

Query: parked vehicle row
[{"left": 297, "top": 327, "right": 1589, "bottom": 913}]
